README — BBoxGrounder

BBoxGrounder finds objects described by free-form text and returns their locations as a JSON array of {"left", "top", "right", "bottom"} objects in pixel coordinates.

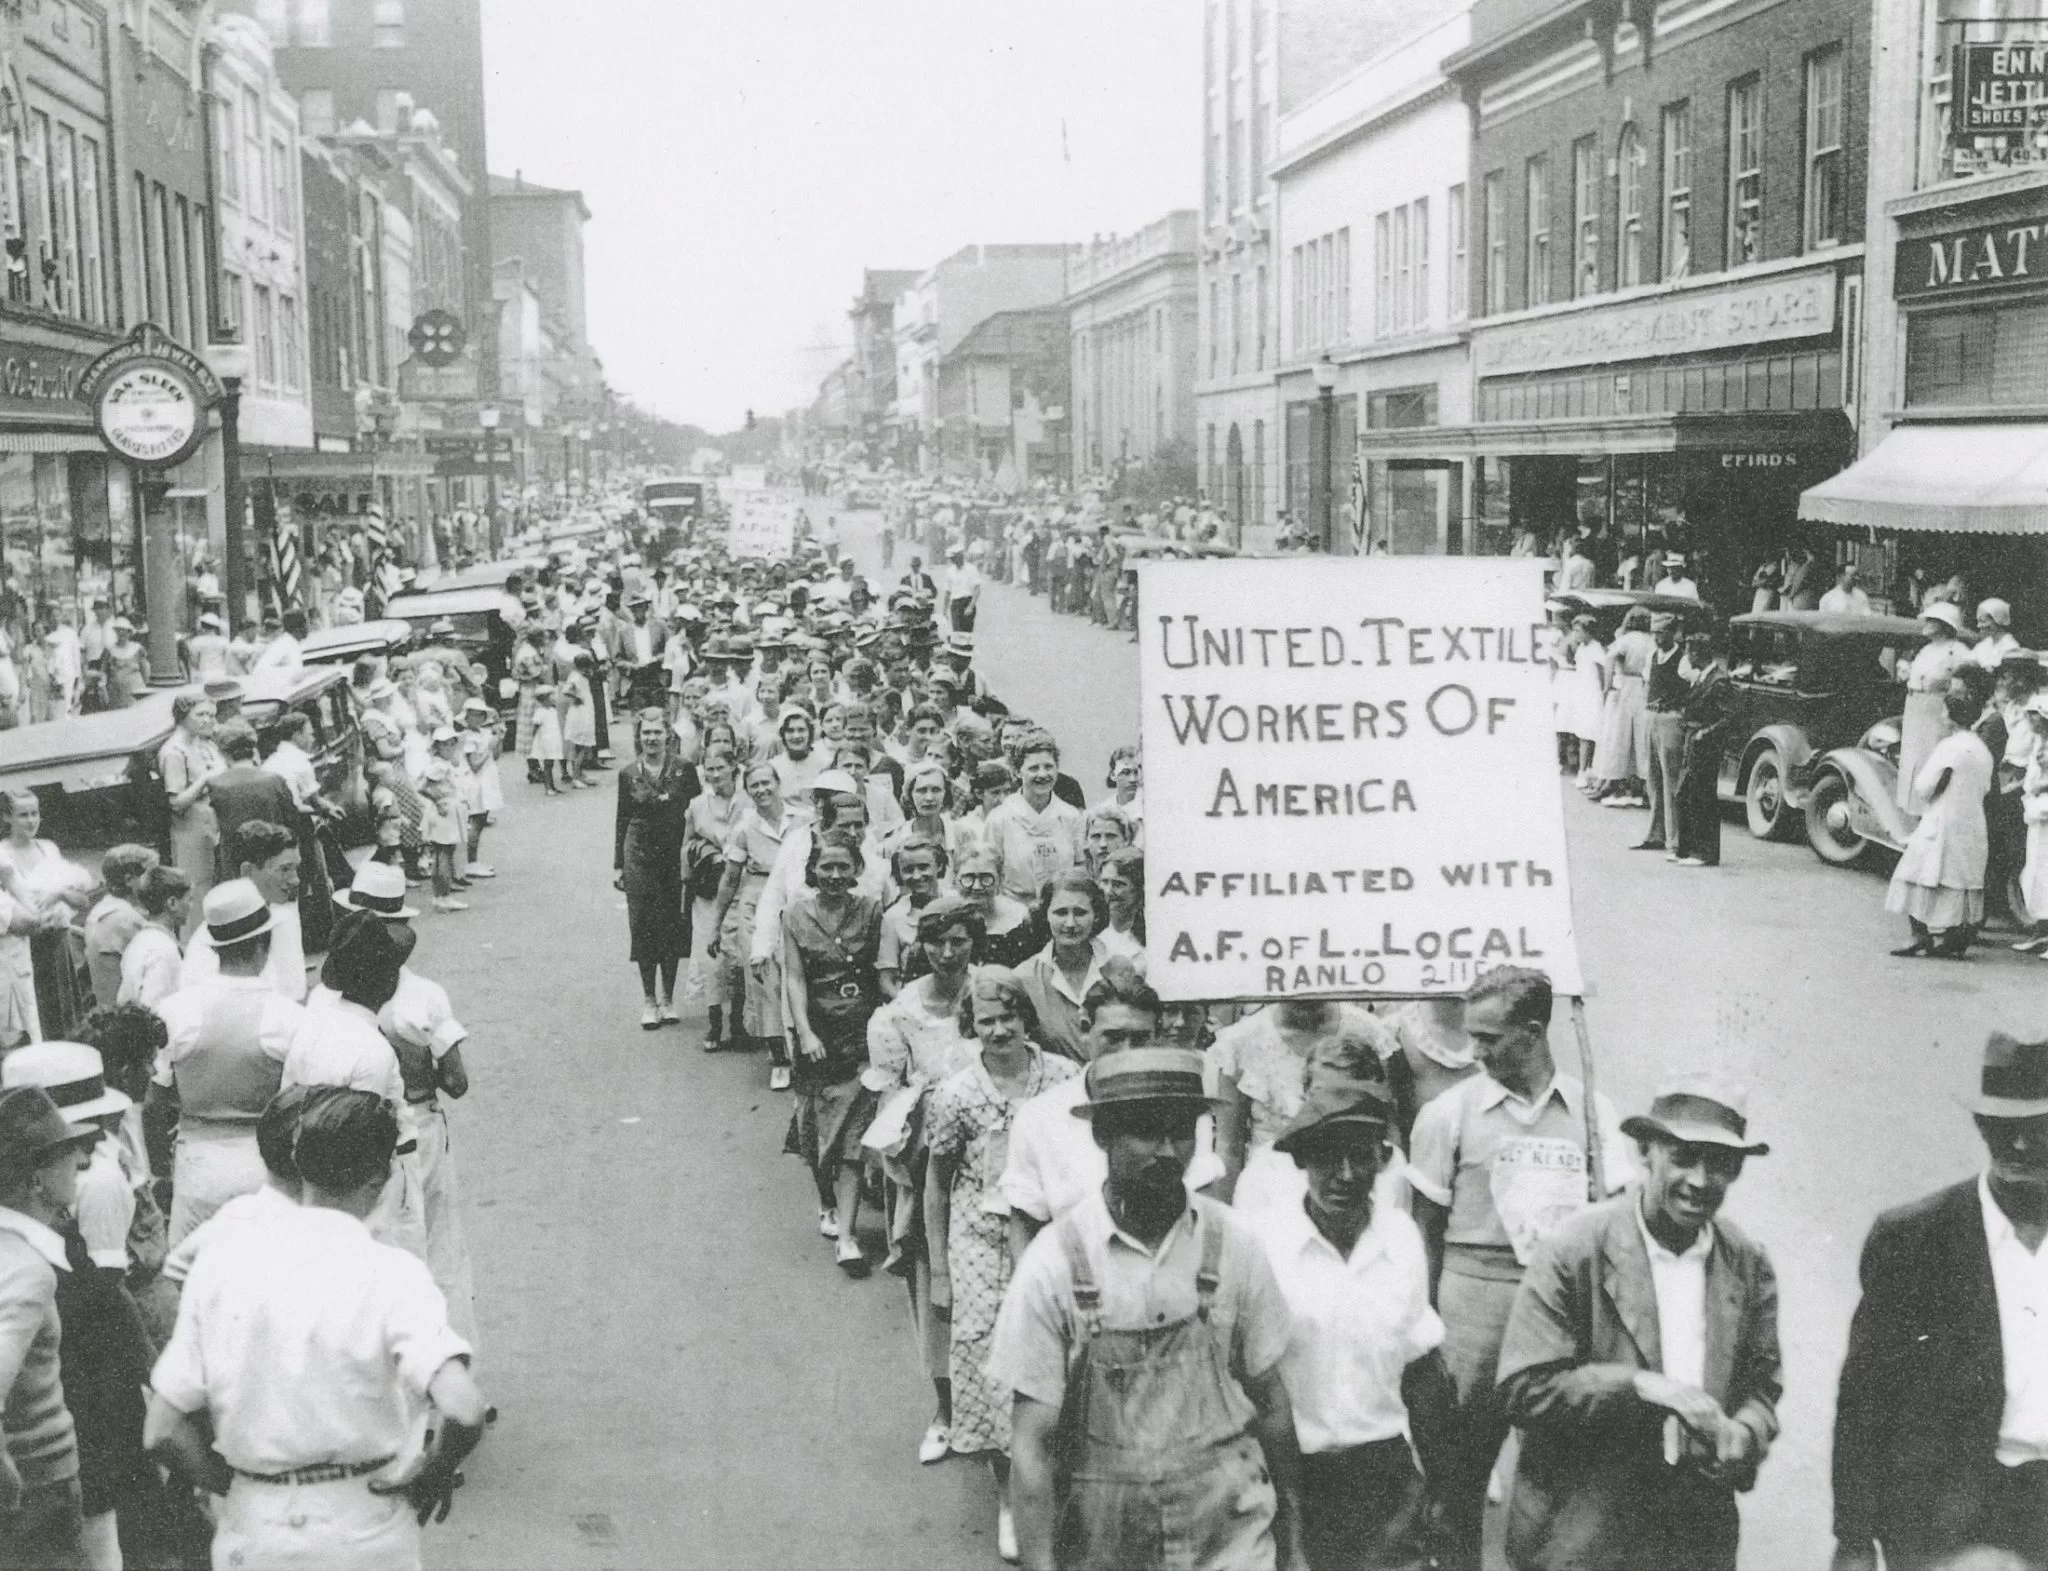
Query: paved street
[{"left": 419, "top": 509, "right": 2035, "bottom": 1570}]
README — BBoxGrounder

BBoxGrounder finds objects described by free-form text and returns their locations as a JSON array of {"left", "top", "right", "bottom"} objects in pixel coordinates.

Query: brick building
[
  {"left": 936, "top": 306, "right": 1070, "bottom": 483},
  {"left": 1446, "top": 0, "right": 1869, "bottom": 604}
]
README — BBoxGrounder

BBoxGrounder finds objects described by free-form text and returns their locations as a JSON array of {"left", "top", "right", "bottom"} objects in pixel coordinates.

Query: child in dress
[
  {"left": 418, "top": 744, "right": 466, "bottom": 913},
  {"left": 529, "top": 681, "right": 566, "bottom": 795},
  {"left": 563, "top": 651, "right": 598, "bottom": 788},
  {"left": 459, "top": 698, "right": 502, "bottom": 878}
]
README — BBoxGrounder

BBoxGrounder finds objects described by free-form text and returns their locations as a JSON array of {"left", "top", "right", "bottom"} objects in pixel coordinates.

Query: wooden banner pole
[{"left": 1570, "top": 995, "right": 1606, "bottom": 1203}]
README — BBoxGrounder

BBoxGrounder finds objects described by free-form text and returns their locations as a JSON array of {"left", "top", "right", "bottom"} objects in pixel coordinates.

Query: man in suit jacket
[
  {"left": 205, "top": 723, "right": 300, "bottom": 881},
  {"left": 1497, "top": 1075, "right": 1780, "bottom": 1571},
  {"left": 615, "top": 593, "right": 671, "bottom": 714},
  {"left": 1833, "top": 1032, "right": 2048, "bottom": 1571}
]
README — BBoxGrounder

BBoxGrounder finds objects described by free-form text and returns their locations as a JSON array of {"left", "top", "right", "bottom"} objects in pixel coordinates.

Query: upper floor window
[
  {"left": 1483, "top": 171, "right": 1506, "bottom": 315},
  {"left": 271, "top": 137, "right": 292, "bottom": 234},
  {"left": 300, "top": 89, "right": 335, "bottom": 138},
  {"left": 1727, "top": 76, "right": 1762, "bottom": 266},
  {"left": 1524, "top": 155, "right": 1550, "bottom": 307},
  {"left": 1617, "top": 127, "right": 1645, "bottom": 287},
  {"left": 254, "top": 0, "right": 288, "bottom": 44},
  {"left": 242, "top": 89, "right": 267, "bottom": 225},
  {"left": 373, "top": 0, "right": 405, "bottom": 48},
  {"left": 293, "top": 0, "right": 331, "bottom": 45},
  {"left": 1805, "top": 45, "right": 1845, "bottom": 249},
  {"left": 1447, "top": 183, "right": 1467, "bottom": 321},
  {"left": 374, "top": 90, "right": 403, "bottom": 134},
  {"left": 1571, "top": 136, "right": 1599, "bottom": 297},
  {"left": 1661, "top": 101, "right": 1693, "bottom": 281}
]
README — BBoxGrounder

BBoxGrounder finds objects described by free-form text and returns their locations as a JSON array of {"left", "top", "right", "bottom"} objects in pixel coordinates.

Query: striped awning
[{"left": 1799, "top": 423, "right": 2048, "bottom": 535}]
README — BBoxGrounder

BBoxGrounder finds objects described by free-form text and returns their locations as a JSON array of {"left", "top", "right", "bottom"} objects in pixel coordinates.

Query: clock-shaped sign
[
  {"left": 95, "top": 360, "right": 208, "bottom": 468},
  {"left": 408, "top": 310, "right": 467, "bottom": 368}
]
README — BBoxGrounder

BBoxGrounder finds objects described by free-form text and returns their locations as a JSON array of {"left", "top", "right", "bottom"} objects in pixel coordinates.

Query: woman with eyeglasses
[{"left": 950, "top": 845, "right": 1039, "bottom": 970}]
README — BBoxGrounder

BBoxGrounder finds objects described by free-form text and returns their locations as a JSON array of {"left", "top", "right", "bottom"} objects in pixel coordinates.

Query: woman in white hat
[
  {"left": 100, "top": 619, "right": 147, "bottom": 711},
  {"left": 181, "top": 611, "right": 232, "bottom": 685},
  {"left": 1889, "top": 674, "right": 1996, "bottom": 958},
  {"left": 1897, "top": 602, "right": 1974, "bottom": 811}
]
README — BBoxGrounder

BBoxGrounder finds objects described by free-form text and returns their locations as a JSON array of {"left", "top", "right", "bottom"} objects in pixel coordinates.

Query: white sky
[{"left": 480, "top": 0, "right": 1201, "bottom": 432}]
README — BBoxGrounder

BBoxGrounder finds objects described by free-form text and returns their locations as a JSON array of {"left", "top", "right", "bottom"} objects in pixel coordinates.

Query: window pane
[
  {"left": 1727, "top": 78, "right": 1761, "bottom": 267},
  {"left": 77, "top": 137, "right": 101, "bottom": 324},
  {"left": 1525, "top": 155, "right": 1549, "bottom": 307},
  {"left": 1661, "top": 102, "right": 1692, "bottom": 281}
]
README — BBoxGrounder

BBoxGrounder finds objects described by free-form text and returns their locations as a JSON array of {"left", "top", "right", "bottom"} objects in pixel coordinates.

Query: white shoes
[
  {"left": 818, "top": 1209, "right": 839, "bottom": 1239},
  {"left": 640, "top": 1003, "right": 660, "bottom": 1031},
  {"left": 658, "top": 1001, "right": 679, "bottom": 1025},
  {"left": 467, "top": 864, "right": 497, "bottom": 878},
  {"left": 769, "top": 1065, "right": 792, "bottom": 1091},
  {"left": 835, "top": 1237, "right": 869, "bottom": 1277},
  {"left": 432, "top": 897, "right": 470, "bottom": 912},
  {"left": 918, "top": 1421, "right": 950, "bottom": 1465},
  {"left": 997, "top": 1504, "right": 1018, "bottom": 1564}
]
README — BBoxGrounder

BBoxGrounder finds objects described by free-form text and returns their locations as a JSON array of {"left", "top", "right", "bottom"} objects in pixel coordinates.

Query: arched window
[{"left": 1617, "top": 125, "right": 1645, "bottom": 288}]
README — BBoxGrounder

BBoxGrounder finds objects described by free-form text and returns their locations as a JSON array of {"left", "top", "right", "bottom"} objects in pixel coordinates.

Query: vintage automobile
[
  {"left": 1710, "top": 612, "right": 1925, "bottom": 843},
  {"left": 1544, "top": 588, "right": 1719, "bottom": 644},
  {"left": 299, "top": 618, "right": 414, "bottom": 670},
  {"left": 0, "top": 667, "right": 371, "bottom": 948},
  {"left": 381, "top": 585, "right": 521, "bottom": 713}
]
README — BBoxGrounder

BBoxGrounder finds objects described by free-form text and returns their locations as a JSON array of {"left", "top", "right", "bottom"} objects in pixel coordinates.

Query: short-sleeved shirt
[
  {"left": 282, "top": 997, "right": 405, "bottom": 1110},
  {"left": 982, "top": 794, "right": 1084, "bottom": 903},
  {"left": 151, "top": 1203, "right": 469, "bottom": 1474},
  {"left": 1405, "top": 1072, "right": 1633, "bottom": 1263},
  {"left": 1260, "top": 1199, "right": 1443, "bottom": 1452},
  {"left": 986, "top": 1192, "right": 1293, "bottom": 1429},
  {"left": 1017, "top": 942, "right": 1109, "bottom": 1063},
  {"left": 1206, "top": 1005, "right": 1394, "bottom": 1149},
  {"left": 118, "top": 925, "right": 184, "bottom": 1009}
]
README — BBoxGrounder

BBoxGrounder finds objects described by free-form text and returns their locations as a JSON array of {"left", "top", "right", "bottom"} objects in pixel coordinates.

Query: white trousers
[
  {"left": 169, "top": 1129, "right": 267, "bottom": 1248},
  {"left": 414, "top": 1105, "right": 477, "bottom": 1354},
  {"left": 213, "top": 1476, "right": 420, "bottom": 1571}
]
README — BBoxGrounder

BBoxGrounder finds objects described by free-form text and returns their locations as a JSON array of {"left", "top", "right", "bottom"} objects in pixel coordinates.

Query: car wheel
[
  {"left": 1744, "top": 753, "right": 1796, "bottom": 841},
  {"left": 1804, "top": 771, "right": 1868, "bottom": 866}
]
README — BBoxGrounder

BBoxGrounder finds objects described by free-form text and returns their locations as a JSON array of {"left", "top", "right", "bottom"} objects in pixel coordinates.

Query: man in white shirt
[
  {"left": 180, "top": 821, "right": 307, "bottom": 1001},
  {"left": 1001, "top": 961, "right": 1224, "bottom": 1264},
  {"left": 1496, "top": 1074, "right": 1779, "bottom": 1571},
  {"left": 980, "top": 730, "right": 1084, "bottom": 903},
  {"left": 251, "top": 609, "right": 307, "bottom": 674},
  {"left": 1261, "top": 1065, "right": 1451, "bottom": 1571},
  {"left": 1652, "top": 552, "right": 1700, "bottom": 599},
  {"left": 145, "top": 881, "right": 309, "bottom": 1244},
  {"left": 942, "top": 546, "right": 981, "bottom": 634},
  {"left": 1818, "top": 563, "right": 1874, "bottom": 617},
  {"left": 144, "top": 1087, "right": 486, "bottom": 1571}
]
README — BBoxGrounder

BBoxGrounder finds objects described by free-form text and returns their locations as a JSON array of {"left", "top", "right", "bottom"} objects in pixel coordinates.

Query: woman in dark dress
[
  {"left": 614, "top": 708, "right": 700, "bottom": 1030},
  {"left": 781, "top": 831, "right": 885, "bottom": 1274}
]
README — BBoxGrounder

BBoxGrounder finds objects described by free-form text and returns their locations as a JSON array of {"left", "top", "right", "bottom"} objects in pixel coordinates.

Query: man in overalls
[{"left": 991, "top": 1047, "right": 1309, "bottom": 1571}]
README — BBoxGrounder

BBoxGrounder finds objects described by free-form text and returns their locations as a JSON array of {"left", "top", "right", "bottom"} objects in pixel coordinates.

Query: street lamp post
[
  {"left": 479, "top": 406, "right": 502, "bottom": 555},
  {"left": 1312, "top": 354, "right": 1338, "bottom": 553},
  {"left": 205, "top": 340, "right": 254, "bottom": 630}
]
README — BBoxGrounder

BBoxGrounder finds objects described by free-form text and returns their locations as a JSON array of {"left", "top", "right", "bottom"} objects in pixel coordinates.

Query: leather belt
[{"left": 235, "top": 1455, "right": 394, "bottom": 1486}]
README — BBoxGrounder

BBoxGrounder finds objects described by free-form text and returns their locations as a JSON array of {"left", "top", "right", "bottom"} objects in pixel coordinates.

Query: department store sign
[
  {"left": 1472, "top": 268, "right": 1837, "bottom": 375},
  {"left": 1896, "top": 218, "right": 2048, "bottom": 299}
]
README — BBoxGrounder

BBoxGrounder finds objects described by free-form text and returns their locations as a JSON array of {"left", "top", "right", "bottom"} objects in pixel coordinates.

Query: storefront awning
[
  {"left": 246, "top": 449, "right": 440, "bottom": 480},
  {"left": 1798, "top": 423, "right": 2048, "bottom": 535}
]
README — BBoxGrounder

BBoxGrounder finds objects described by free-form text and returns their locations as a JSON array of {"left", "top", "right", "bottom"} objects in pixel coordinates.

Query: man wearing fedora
[
  {"left": 0, "top": 1084, "right": 101, "bottom": 1567},
  {"left": 145, "top": 880, "right": 310, "bottom": 1246},
  {"left": 1262, "top": 1041, "right": 1452, "bottom": 1571},
  {"left": 618, "top": 591, "right": 671, "bottom": 714},
  {"left": 991, "top": 1046, "right": 1309, "bottom": 1571},
  {"left": 1832, "top": 1032, "right": 2048, "bottom": 1571},
  {"left": 1494, "top": 1074, "right": 1780, "bottom": 1571}
]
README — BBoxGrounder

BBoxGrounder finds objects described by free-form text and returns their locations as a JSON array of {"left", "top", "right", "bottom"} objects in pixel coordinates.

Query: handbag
[{"left": 686, "top": 840, "right": 725, "bottom": 901}]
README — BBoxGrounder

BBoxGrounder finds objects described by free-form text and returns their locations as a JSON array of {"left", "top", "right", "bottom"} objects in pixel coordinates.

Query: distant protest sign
[
  {"left": 1139, "top": 557, "right": 1585, "bottom": 1000},
  {"left": 728, "top": 492, "right": 796, "bottom": 559}
]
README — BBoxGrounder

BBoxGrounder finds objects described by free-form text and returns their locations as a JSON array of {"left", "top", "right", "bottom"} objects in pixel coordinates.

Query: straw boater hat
[
  {"left": 1069, "top": 1047, "right": 1212, "bottom": 1120},
  {"left": 2, "top": 1041, "right": 132, "bottom": 1125},
  {"left": 333, "top": 861, "right": 419, "bottom": 920},
  {"left": 202, "top": 879, "right": 276, "bottom": 947},
  {"left": 1620, "top": 1073, "right": 1770, "bottom": 1155},
  {"left": 1970, "top": 1032, "right": 2048, "bottom": 1119}
]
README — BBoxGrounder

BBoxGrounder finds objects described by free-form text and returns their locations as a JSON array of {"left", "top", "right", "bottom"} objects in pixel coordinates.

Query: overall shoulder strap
[
  {"left": 1195, "top": 1206, "right": 1225, "bottom": 1322},
  {"left": 1057, "top": 1213, "right": 1102, "bottom": 1341}
]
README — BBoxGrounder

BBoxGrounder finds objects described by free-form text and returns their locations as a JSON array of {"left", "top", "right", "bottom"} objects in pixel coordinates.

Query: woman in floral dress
[{"left": 924, "top": 966, "right": 1078, "bottom": 1561}]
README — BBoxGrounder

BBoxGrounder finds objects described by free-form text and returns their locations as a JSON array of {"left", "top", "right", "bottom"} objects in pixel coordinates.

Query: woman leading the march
[{"left": 615, "top": 709, "right": 700, "bottom": 1029}]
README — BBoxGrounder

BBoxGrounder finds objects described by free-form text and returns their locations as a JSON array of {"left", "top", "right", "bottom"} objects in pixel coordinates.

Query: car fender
[
  {"left": 1812, "top": 746, "right": 1914, "bottom": 847},
  {"left": 1740, "top": 725, "right": 1816, "bottom": 802}
]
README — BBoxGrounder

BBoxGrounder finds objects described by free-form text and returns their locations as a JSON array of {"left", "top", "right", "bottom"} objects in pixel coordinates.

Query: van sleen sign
[
  {"left": 1952, "top": 44, "right": 2048, "bottom": 136},
  {"left": 1896, "top": 218, "right": 2048, "bottom": 299},
  {"left": 1138, "top": 557, "right": 1585, "bottom": 1000}
]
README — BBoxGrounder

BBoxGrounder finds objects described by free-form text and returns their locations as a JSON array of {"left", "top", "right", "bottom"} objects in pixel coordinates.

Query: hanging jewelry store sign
[{"left": 75, "top": 323, "right": 224, "bottom": 469}]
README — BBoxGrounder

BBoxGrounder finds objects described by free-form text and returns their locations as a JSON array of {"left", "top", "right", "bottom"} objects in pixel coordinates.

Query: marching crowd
[{"left": 0, "top": 482, "right": 2039, "bottom": 1571}]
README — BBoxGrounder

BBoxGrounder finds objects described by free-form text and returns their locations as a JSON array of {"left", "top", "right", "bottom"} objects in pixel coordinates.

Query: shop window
[
  {"left": 1661, "top": 101, "right": 1692, "bottom": 281},
  {"left": 1447, "top": 183, "right": 1467, "bottom": 320},
  {"left": 1805, "top": 46, "right": 1844, "bottom": 249},
  {"left": 1483, "top": 171, "right": 1506, "bottom": 315},
  {"left": 1618, "top": 127, "right": 1645, "bottom": 287},
  {"left": 1524, "top": 155, "right": 1550, "bottom": 307},
  {"left": 1726, "top": 76, "right": 1762, "bottom": 267},
  {"left": 1907, "top": 304, "right": 2048, "bottom": 408},
  {"left": 1572, "top": 136, "right": 1600, "bottom": 298}
]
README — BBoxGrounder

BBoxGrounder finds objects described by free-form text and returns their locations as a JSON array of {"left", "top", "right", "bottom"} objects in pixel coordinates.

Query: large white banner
[
  {"left": 727, "top": 491, "right": 796, "bottom": 559},
  {"left": 1140, "top": 557, "right": 1585, "bottom": 1000}
]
